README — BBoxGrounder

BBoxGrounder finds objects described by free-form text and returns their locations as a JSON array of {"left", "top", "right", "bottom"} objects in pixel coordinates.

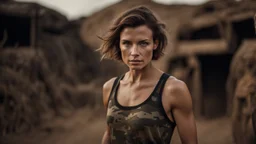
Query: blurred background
[{"left": 0, "top": 0, "right": 256, "bottom": 144}]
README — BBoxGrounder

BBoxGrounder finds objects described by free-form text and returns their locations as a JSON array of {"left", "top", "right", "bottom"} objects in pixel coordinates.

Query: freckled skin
[{"left": 119, "top": 25, "right": 158, "bottom": 71}]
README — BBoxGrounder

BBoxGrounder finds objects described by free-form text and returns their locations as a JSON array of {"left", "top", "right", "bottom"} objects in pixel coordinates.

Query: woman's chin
[{"left": 128, "top": 65, "right": 144, "bottom": 70}]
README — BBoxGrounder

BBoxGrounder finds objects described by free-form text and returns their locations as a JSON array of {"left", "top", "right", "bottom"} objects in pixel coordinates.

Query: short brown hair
[{"left": 98, "top": 6, "right": 168, "bottom": 61}]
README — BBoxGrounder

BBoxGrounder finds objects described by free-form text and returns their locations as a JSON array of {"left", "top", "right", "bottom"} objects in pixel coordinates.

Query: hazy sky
[{"left": 16, "top": 0, "right": 209, "bottom": 20}]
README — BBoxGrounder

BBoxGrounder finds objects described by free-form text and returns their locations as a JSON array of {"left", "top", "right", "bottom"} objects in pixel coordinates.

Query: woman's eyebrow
[
  {"left": 120, "top": 39, "right": 150, "bottom": 42},
  {"left": 139, "top": 39, "right": 150, "bottom": 42},
  {"left": 120, "top": 39, "right": 130, "bottom": 42}
]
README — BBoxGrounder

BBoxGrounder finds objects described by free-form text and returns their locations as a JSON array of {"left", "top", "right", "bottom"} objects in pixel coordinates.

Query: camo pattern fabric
[{"left": 107, "top": 73, "right": 176, "bottom": 144}]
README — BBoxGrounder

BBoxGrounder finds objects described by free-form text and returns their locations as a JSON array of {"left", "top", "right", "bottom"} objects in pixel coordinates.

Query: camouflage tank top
[{"left": 106, "top": 73, "right": 176, "bottom": 144}]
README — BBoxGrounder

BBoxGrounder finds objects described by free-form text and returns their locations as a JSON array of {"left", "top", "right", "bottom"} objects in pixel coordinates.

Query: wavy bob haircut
[{"left": 98, "top": 6, "right": 168, "bottom": 61}]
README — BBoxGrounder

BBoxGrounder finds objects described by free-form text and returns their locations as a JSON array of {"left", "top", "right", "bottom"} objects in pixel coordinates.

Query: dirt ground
[{"left": 1, "top": 107, "right": 234, "bottom": 144}]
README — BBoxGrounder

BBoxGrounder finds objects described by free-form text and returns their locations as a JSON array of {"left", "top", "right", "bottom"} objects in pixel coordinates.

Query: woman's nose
[{"left": 131, "top": 45, "right": 139, "bottom": 56}]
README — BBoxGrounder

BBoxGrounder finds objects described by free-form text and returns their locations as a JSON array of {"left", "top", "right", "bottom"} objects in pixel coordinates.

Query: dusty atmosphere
[{"left": 0, "top": 0, "right": 256, "bottom": 144}]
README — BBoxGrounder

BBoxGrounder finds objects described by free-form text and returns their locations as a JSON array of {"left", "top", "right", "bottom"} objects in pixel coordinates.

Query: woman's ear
[{"left": 153, "top": 40, "right": 159, "bottom": 50}]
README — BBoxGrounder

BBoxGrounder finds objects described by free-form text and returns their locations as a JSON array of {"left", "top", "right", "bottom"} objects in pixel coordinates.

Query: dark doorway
[
  {"left": 198, "top": 54, "right": 233, "bottom": 118},
  {"left": 232, "top": 18, "right": 256, "bottom": 51},
  {"left": 0, "top": 14, "right": 31, "bottom": 48},
  {"left": 178, "top": 25, "right": 221, "bottom": 40}
]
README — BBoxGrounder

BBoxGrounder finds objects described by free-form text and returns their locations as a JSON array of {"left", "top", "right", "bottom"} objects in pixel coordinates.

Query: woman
[{"left": 99, "top": 6, "right": 197, "bottom": 144}]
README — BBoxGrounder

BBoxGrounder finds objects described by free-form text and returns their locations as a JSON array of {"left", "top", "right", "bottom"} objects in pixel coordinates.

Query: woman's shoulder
[
  {"left": 164, "top": 75, "right": 193, "bottom": 110},
  {"left": 164, "top": 75, "right": 190, "bottom": 99},
  {"left": 102, "top": 77, "right": 118, "bottom": 108},
  {"left": 166, "top": 75, "right": 186, "bottom": 87},
  {"left": 103, "top": 77, "right": 118, "bottom": 91}
]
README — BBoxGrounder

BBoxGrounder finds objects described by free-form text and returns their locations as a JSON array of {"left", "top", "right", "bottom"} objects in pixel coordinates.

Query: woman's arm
[
  {"left": 102, "top": 127, "right": 111, "bottom": 144},
  {"left": 167, "top": 79, "right": 198, "bottom": 144},
  {"left": 101, "top": 77, "right": 116, "bottom": 144}
]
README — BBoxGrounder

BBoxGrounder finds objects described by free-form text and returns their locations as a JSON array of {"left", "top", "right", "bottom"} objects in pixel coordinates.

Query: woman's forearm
[{"left": 102, "top": 130, "right": 110, "bottom": 144}]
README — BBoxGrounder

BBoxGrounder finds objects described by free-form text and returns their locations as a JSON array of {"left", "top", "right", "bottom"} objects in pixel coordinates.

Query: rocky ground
[{"left": 1, "top": 106, "right": 234, "bottom": 144}]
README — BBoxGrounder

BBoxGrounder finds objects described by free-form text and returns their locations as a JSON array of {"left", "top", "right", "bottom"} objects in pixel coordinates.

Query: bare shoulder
[
  {"left": 164, "top": 76, "right": 192, "bottom": 109},
  {"left": 102, "top": 77, "right": 117, "bottom": 108},
  {"left": 165, "top": 76, "right": 189, "bottom": 95},
  {"left": 103, "top": 77, "right": 117, "bottom": 93}
]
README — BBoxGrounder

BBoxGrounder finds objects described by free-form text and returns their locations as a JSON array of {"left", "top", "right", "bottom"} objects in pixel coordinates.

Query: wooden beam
[
  {"left": 176, "top": 40, "right": 228, "bottom": 56},
  {"left": 227, "top": 11, "right": 254, "bottom": 22}
]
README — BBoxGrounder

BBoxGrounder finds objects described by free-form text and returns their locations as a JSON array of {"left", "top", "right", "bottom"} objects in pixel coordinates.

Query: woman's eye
[
  {"left": 139, "top": 42, "right": 149, "bottom": 47},
  {"left": 122, "top": 42, "right": 131, "bottom": 46}
]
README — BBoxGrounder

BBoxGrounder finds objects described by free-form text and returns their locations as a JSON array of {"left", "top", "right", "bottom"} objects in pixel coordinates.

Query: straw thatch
[
  {"left": 226, "top": 40, "right": 256, "bottom": 144},
  {"left": 227, "top": 40, "right": 256, "bottom": 111},
  {"left": 0, "top": 1, "right": 106, "bottom": 135}
]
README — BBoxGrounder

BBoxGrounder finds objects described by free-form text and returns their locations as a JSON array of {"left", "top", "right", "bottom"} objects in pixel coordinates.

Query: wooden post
[{"left": 188, "top": 55, "right": 202, "bottom": 118}]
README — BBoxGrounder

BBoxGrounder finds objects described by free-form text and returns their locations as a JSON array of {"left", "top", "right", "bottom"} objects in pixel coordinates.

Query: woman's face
[{"left": 119, "top": 25, "right": 158, "bottom": 70}]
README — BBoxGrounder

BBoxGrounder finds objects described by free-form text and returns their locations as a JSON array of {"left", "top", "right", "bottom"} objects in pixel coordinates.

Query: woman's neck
[{"left": 126, "top": 63, "right": 158, "bottom": 83}]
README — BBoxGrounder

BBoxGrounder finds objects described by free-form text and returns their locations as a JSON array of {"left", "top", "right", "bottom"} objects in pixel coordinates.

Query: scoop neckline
[{"left": 114, "top": 73, "right": 165, "bottom": 110}]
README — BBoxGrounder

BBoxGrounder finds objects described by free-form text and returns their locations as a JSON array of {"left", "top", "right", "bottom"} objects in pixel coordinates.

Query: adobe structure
[
  {"left": 0, "top": 0, "right": 68, "bottom": 48},
  {"left": 170, "top": 1, "right": 256, "bottom": 143},
  {"left": 0, "top": 0, "right": 105, "bottom": 135},
  {"left": 170, "top": 0, "right": 256, "bottom": 118},
  {"left": 228, "top": 40, "right": 256, "bottom": 144}
]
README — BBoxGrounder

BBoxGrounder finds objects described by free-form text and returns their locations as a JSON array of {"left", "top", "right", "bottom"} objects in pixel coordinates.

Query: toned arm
[
  {"left": 102, "top": 127, "right": 111, "bottom": 144},
  {"left": 168, "top": 79, "right": 198, "bottom": 144},
  {"left": 101, "top": 77, "right": 116, "bottom": 144}
]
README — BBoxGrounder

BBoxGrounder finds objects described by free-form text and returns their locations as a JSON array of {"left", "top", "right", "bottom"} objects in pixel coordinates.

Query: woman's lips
[
  {"left": 129, "top": 60, "right": 142, "bottom": 62},
  {"left": 128, "top": 60, "right": 143, "bottom": 64}
]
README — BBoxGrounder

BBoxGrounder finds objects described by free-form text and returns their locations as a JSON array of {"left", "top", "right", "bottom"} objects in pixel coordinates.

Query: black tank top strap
[
  {"left": 153, "top": 73, "right": 177, "bottom": 124},
  {"left": 159, "top": 73, "right": 170, "bottom": 95},
  {"left": 153, "top": 73, "right": 170, "bottom": 95},
  {"left": 108, "top": 74, "right": 125, "bottom": 105}
]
